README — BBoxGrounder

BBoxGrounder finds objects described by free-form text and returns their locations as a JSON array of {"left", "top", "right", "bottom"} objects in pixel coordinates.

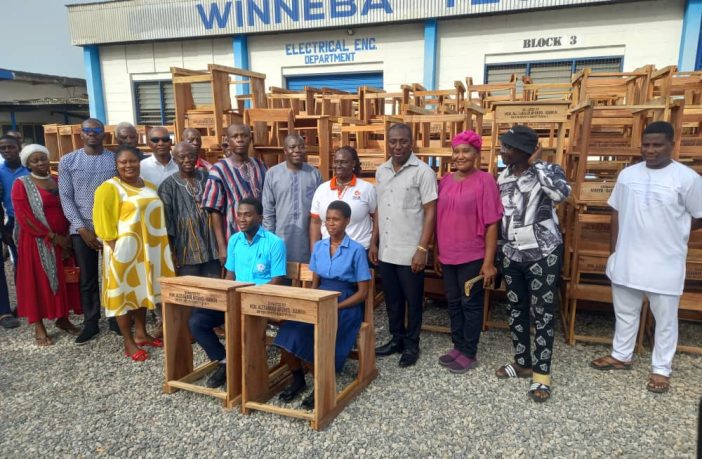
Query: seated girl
[{"left": 274, "top": 200, "right": 371, "bottom": 409}]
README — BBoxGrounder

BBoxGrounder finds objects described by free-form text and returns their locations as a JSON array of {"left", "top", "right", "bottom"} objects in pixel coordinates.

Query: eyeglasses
[
  {"left": 82, "top": 127, "right": 104, "bottom": 135},
  {"left": 150, "top": 136, "right": 172, "bottom": 143}
]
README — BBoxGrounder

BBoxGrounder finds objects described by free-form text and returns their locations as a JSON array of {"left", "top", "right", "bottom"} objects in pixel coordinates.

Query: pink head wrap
[{"left": 451, "top": 130, "right": 482, "bottom": 151}]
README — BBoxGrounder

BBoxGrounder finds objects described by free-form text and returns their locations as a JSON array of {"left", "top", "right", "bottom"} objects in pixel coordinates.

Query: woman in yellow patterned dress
[{"left": 93, "top": 145, "right": 175, "bottom": 361}]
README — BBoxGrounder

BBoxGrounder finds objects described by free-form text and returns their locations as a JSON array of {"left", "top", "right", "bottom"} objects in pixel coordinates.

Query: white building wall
[
  {"left": 99, "top": 38, "right": 234, "bottom": 125},
  {"left": 437, "top": 0, "right": 684, "bottom": 87},
  {"left": 247, "top": 23, "right": 425, "bottom": 91},
  {"left": 100, "top": 1, "right": 685, "bottom": 123}
]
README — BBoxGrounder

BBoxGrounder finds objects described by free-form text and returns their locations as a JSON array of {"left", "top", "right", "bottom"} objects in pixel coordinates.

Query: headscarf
[
  {"left": 20, "top": 144, "right": 50, "bottom": 167},
  {"left": 451, "top": 130, "right": 482, "bottom": 151}
]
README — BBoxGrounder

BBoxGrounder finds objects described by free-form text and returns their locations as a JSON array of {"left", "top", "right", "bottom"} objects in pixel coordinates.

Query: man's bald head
[{"left": 173, "top": 141, "right": 196, "bottom": 156}]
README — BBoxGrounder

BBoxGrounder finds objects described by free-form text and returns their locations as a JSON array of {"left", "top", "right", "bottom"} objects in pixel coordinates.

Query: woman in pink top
[{"left": 433, "top": 130, "right": 503, "bottom": 373}]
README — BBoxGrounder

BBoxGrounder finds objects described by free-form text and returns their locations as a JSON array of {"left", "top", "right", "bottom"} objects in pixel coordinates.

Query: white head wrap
[{"left": 20, "top": 144, "right": 50, "bottom": 167}]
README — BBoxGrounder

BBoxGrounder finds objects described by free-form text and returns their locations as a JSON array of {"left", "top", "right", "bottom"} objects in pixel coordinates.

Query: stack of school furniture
[
  {"left": 466, "top": 75, "right": 519, "bottom": 111},
  {"left": 521, "top": 75, "right": 573, "bottom": 103},
  {"left": 43, "top": 123, "right": 152, "bottom": 166},
  {"left": 484, "top": 100, "right": 571, "bottom": 175},
  {"left": 570, "top": 66, "right": 654, "bottom": 107},
  {"left": 170, "top": 64, "right": 267, "bottom": 163}
]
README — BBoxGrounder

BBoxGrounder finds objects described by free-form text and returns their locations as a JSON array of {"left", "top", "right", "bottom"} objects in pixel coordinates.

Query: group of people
[{"left": 1, "top": 115, "right": 700, "bottom": 403}]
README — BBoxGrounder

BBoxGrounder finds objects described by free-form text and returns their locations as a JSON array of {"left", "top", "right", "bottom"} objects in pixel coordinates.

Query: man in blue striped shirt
[{"left": 58, "top": 118, "right": 117, "bottom": 344}]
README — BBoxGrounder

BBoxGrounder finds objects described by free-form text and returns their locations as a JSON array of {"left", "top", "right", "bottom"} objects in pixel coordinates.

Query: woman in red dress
[{"left": 12, "top": 145, "right": 80, "bottom": 345}]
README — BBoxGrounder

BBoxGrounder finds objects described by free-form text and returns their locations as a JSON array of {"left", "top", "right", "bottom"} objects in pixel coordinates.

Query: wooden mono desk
[
  {"left": 240, "top": 284, "right": 376, "bottom": 430},
  {"left": 160, "top": 276, "right": 253, "bottom": 409}
]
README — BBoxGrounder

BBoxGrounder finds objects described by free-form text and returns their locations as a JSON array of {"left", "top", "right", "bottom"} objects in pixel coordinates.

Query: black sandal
[
  {"left": 528, "top": 382, "right": 551, "bottom": 403},
  {"left": 279, "top": 380, "right": 306, "bottom": 402},
  {"left": 301, "top": 390, "right": 315, "bottom": 410},
  {"left": 496, "top": 363, "right": 533, "bottom": 379}
]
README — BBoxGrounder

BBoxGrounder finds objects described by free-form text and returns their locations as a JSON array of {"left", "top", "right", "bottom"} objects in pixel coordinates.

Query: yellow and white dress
[{"left": 93, "top": 177, "right": 175, "bottom": 317}]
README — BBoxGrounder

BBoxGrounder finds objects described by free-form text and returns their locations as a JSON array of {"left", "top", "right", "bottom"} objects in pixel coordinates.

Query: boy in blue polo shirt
[{"left": 189, "top": 197, "right": 286, "bottom": 388}]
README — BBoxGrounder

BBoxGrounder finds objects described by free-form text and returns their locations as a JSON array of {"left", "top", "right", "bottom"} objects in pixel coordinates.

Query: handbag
[{"left": 63, "top": 257, "right": 80, "bottom": 284}]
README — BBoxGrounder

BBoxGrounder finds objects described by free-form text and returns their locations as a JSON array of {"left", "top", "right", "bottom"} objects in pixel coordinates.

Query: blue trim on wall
[
  {"left": 83, "top": 46, "right": 106, "bottom": 122},
  {"left": 9, "top": 112, "right": 16, "bottom": 131},
  {"left": 233, "top": 35, "right": 250, "bottom": 101},
  {"left": 679, "top": 0, "right": 702, "bottom": 70},
  {"left": 423, "top": 19, "right": 438, "bottom": 90}
]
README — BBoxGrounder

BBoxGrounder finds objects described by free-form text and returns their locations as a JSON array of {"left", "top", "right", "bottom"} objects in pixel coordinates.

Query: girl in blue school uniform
[{"left": 275, "top": 200, "right": 372, "bottom": 409}]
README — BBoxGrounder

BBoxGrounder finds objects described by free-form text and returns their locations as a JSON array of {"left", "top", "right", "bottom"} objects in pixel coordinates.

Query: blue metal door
[{"left": 285, "top": 72, "right": 383, "bottom": 92}]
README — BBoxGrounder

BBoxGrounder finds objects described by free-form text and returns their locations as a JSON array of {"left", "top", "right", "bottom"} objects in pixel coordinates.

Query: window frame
[
  {"left": 133, "top": 80, "right": 173, "bottom": 126},
  {"left": 484, "top": 55, "right": 624, "bottom": 83}
]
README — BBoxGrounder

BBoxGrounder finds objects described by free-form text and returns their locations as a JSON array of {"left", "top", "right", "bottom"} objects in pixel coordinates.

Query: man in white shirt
[
  {"left": 591, "top": 121, "right": 702, "bottom": 394},
  {"left": 140, "top": 127, "right": 177, "bottom": 187}
]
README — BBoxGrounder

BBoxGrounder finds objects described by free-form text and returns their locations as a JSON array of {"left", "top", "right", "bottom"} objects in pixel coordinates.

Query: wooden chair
[
  {"left": 521, "top": 75, "right": 572, "bottom": 103},
  {"left": 571, "top": 67, "right": 653, "bottom": 107},
  {"left": 243, "top": 108, "right": 295, "bottom": 168},
  {"left": 466, "top": 75, "right": 518, "bottom": 110},
  {"left": 294, "top": 115, "right": 332, "bottom": 180},
  {"left": 486, "top": 101, "right": 570, "bottom": 175},
  {"left": 402, "top": 113, "right": 473, "bottom": 177},
  {"left": 171, "top": 64, "right": 266, "bottom": 150}
]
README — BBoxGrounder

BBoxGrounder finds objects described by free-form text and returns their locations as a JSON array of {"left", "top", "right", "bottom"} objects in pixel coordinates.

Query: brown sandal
[
  {"left": 590, "top": 355, "right": 632, "bottom": 371},
  {"left": 495, "top": 363, "right": 533, "bottom": 379},
  {"left": 646, "top": 374, "right": 670, "bottom": 394}
]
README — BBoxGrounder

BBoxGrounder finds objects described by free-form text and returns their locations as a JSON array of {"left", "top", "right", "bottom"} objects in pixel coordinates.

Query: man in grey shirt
[
  {"left": 370, "top": 123, "right": 437, "bottom": 367},
  {"left": 262, "top": 134, "right": 322, "bottom": 263}
]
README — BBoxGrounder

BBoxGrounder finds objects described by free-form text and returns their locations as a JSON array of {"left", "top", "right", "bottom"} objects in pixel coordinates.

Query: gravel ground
[{"left": 1, "top": 267, "right": 701, "bottom": 457}]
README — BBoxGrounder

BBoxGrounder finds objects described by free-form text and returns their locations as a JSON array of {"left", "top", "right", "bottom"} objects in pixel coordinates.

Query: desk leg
[
  {"left": 163, "top": 303, "right": 194, "bottom": 393},
  {"left": 241, "top": 315, "right": 269, "bottom": 414},
  {"left": 318, "top": 117, "right": 330, "bottom": 181},
  {"left": 312, "top": 299, "right": 338, "bottom": 430},
  {"left": 224, "top": 294, "right": 242, "bottom": 409}
]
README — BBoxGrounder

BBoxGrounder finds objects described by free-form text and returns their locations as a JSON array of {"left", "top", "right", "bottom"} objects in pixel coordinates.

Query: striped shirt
[
  {"left": 58, "top": 148, "right": 116, "bottom": 234},
  {"left": 201, "top": 156, "right": 267, "bottom": 241}
]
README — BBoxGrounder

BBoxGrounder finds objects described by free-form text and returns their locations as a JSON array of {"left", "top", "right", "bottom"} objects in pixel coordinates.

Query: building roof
[
  {"left": 67, "top": 0, "right": 631, "bottom": 46},
  {"left": 0, "top": 68, "right": 86, "bottom": 88}
]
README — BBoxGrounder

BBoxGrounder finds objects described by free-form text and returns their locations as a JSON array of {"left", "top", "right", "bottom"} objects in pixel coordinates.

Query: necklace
[
  {"left": 175, "top": 173, "right": 204, "bottom": 207},
  {"left": 30, "top": 172, "right": 51, "bottom": 180}
]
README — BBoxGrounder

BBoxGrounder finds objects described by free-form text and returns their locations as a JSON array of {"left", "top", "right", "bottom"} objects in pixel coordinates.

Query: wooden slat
[
  {"left": 244, "top": 402, "right": 315, "bottom": 420},
  {"left": 167, "top": 381, "right": 228, "bottom": 400}
]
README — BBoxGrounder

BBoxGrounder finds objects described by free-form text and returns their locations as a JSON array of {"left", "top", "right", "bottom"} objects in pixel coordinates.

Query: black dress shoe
[
  {"left": 279, "top": 380, "right": 307, "bottom": 402},
  {"left": 301, "top": 391, "right": 315, "bottom": 410},
  {"left": 107, "top": 318, "right": 122, "bottom": 336},
  {"left": 399, "top": 351, "right": 419, "bottom": 367},
  {"left": 206, "top": 364, "right": 227, "bottom": 388},
  {"left": 75, "top": 325, "right": 99, "bottom": 345},
  {"left": 375, "top": 339, "right": 403, "bottom": 356}
]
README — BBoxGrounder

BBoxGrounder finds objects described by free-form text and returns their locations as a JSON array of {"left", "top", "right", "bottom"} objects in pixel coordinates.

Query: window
[
  {"left": 485, "top": 57, "right": 623, "bottom": 85},
  {"left": 2, "top": 124, "right": 44, "bottom": 145},
  {"left": 134, "top": 81, "right": 175, "bottom": 125}
]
